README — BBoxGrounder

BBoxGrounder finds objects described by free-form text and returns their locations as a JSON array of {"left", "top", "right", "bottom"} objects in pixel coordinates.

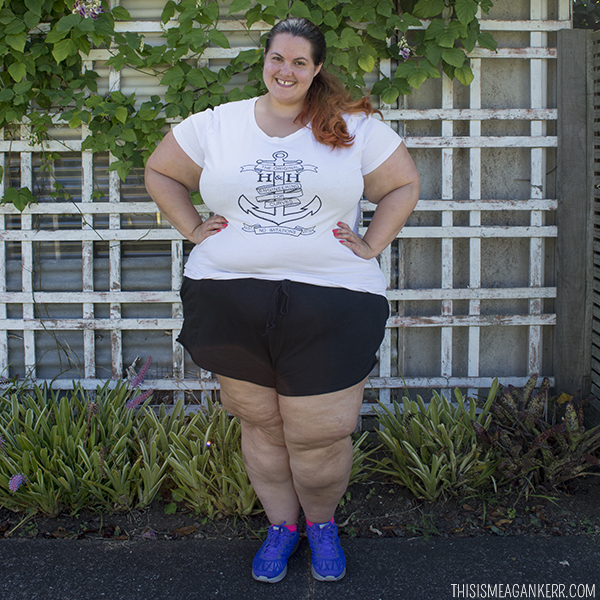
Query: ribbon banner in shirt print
[{"left": 239, "top": 151, "right": 322, "bottom": 236}]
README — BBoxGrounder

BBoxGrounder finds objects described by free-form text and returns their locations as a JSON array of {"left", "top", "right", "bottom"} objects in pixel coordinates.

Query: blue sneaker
[
  {"left": 306, "top": 521, "right": 346, "bottom": 581},
  {"left": 252, "top": 524, "right": 300, "bottom": 583}
]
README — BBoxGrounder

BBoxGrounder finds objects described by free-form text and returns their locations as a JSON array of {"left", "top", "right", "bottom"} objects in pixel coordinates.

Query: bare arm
[
  {"left": 145, "top": 131, "right": 227, "bottom": 244},
  {"left": 334, "top": 142, "right": 419, "bottom": 259}
]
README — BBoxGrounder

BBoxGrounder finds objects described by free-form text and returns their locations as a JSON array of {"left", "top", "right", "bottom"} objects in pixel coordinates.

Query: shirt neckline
[{"left": 250, "top": 96, "right": 309, "bottom": 142}]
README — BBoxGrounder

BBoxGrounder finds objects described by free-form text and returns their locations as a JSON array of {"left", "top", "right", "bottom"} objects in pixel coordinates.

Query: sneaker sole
[
  {"left": 311, "top": 565, "right": 346, "bottom": 582},
  {"left": 252, "top": 566, "right": 288, "bottom": 584}
]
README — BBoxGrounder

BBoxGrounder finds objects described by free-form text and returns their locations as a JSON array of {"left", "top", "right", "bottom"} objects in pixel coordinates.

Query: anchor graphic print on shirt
[{"left": 239, "top": 151, "right": 321, "bottom": 236}]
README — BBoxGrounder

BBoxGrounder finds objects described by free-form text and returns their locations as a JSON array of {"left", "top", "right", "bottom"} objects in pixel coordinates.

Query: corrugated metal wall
[
  {"left": 0, "top": 0, "right": 571, "bottom": 414},
  {"left": 591, "top": 29, "right": 600, "bottom": 400}
]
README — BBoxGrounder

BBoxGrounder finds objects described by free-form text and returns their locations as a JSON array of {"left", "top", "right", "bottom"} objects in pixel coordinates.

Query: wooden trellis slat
[{"left": 0, "top": 225, "right": 558, "bottom": 241}]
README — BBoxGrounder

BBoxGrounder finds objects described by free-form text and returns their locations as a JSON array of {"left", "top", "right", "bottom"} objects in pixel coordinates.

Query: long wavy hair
[{"left": 264, "top": 18, "right": 379, "bottom": 148}]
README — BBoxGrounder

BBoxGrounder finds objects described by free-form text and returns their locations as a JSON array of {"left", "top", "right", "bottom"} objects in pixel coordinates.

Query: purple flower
[
  {"left": 398, "top": 35, "right": 411, "bottom": 60},
  {"left": 126, "top": 389, "right": 153, "bottom": 410},
  {"left": 131, "top": 356, "right": 153, "bottom": 388},
  {"left": 9, "top": 473, "right": 27, "bottom": 493},
  {"left": 72, "top": 0, "right": 104, "bottom": 19}
]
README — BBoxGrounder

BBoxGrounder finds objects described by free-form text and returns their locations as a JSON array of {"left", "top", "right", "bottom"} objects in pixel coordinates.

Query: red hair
[{"left": 295, "top": 70, "right": 381, "bottom": 148}]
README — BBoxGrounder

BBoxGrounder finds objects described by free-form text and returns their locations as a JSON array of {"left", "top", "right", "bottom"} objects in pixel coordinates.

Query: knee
[
  {"left": 283, "top": 416, "right": 357, "bottom": 453},
  {"left": 286, "top": 436, "right": 353, "bottom": 491}
]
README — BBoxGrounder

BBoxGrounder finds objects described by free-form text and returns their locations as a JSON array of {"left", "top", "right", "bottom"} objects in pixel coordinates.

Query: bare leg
[
  {"left": 278, "top": 379, "right": 366, "bottom": 523},
  {"left": 217, "top": 375, "right": 300, "bottom": 525}
]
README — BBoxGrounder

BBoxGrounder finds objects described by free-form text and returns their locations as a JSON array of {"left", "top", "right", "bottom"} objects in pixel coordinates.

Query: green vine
[{"left": 0, "top": 0, "right": 496, "bottom": 211}]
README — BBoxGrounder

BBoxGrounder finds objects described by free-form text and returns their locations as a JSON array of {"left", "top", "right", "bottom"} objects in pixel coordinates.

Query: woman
[{"left": 145, "top": 17, "right": 419, "bottom": 583}]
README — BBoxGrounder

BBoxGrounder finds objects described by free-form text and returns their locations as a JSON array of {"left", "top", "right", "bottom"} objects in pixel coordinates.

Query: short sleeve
[
  {"left": 172, "top": 109, "right": 216, "bottom": 168},
  {"left": 359, "top": 116, "right": 403, "bottom": 176}
]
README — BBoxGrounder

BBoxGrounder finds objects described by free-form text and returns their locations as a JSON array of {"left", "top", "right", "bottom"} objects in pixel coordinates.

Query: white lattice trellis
[{"left": 0, "top": 0, "right": 570, "bottom": 414}]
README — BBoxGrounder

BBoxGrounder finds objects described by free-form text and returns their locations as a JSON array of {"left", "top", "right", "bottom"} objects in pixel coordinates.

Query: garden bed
[{"left": 2, "top": 474, "right": 599, "bottom": 542}]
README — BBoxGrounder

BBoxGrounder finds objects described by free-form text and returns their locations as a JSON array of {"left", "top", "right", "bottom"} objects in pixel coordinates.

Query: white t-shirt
[{"left": 173, "top": 97, "right": 402, "bottom": 296}]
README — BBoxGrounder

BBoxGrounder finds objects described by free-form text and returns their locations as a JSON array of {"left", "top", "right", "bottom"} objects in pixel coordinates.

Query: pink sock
[
  {"left": 306, "top": 518, "right": 335, "bottom": 528},
  {"left": 279, "top": 523, "right": 297, "bottom": 532}
]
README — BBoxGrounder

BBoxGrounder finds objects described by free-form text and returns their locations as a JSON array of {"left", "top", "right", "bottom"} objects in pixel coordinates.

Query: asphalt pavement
[{"left": 1, "top": 535, "right": 599, "bottom": 600}]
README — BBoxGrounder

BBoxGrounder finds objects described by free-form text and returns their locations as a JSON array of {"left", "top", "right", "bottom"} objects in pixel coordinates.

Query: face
[{"left": 263, "top": 33, "right": 322, "bottom": 107}]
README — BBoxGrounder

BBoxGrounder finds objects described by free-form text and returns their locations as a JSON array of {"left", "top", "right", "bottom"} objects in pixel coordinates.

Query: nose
[{"left": 279, "top": 61, "right": 292, "bottom": 76}]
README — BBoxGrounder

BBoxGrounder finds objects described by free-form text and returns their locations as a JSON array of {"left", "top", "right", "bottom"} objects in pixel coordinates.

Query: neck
[{"left": 260, "top": 93, "right": 305, "bottom": 121}]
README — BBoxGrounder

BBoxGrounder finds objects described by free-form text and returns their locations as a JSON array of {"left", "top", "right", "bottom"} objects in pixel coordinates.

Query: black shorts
[{"left": 177, "top": 277, "right": 389, "bottom": 397}]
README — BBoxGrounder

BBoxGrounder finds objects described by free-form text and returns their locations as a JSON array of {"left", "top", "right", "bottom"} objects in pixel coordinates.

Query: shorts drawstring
[{"left": 266, "top": 280, "right": 290, "bottom": 333}]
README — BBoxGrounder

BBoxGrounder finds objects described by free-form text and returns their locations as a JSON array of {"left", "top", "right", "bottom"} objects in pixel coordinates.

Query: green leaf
[
  {"left": 0, "top": 87, "right": 14, "bottom": 102},
  {"left": 190, "top": 191, "right": 203, "bottom": 205},
  {"left": 208, "top": 29, "right": 230, "bottom": 49},
  {"left": 51, "top": 38, "right": 78, "bottom": 64},
  {"left": 23, "top": 10, "right": 40, "bottom": 28},
  {"left": 413, "top": 0, "right": 446, "bottom": 19},
  {"left": 5, "top": 17, "right": 25, "bottom": 35},
  {"left": 119, "top": 128, "right": 137, "bottom": 142},
  {"left": 202, "top": 1, "right": 219, "bottom": 22},
  {"left": 366, "top": 23, "right": 387, "bottom": 41},
  {"left": 437, "top": 31, "right": 459, "bottom": 48},
  {"left": 380, "top": 86, "right": 400, "bottom": 104},
  {"left": 454, "top": 62, "right": 474, "bottom": 86},
  {"left": 478, "top": 31, "right": 498, "bottom": 52},
  {"left": 424, "top": 18, "right": 446, "bottom": 41},
  {"left": 442, "top": 48, "right": 466, "bottom": 68},
  {"left": 114, "top": 106, "right": 128, "bottom": 124},
  {"left": 111, "top": 6, "right": 131, "bottom": 20},
  {"left": 25, "top": 0, "right": 44, "bottom": 15},
  {"left": 227, "top": 0, "right": 252, "bottom": 15},
  {"left": 339, "top": 27, "right": 363, "bottom": 47},
  {"left": 323, "top": 11, "right": 339, "bottom": 27},
  {"left": 5, "top": 32, "right": 26, "bottom": 53},
  {"left": 56, "top": 13, "right": 81, "bottom": 32},
  {"left": 358, "top": 53, "right": 376, "bottom": 72},
  {"left": 108, "top": 159, "right": 132, "bottom": 181},
  {"left": 455, "top": 0, "right": 478, "bottom": 25},
  {"left": 290, "top": 0, "right": 312, "bottom": 20},
  {"left": 164, "top": 502, "right": 177, "bottom": 514},
  {"left": 2, "top": 187, "right": 37, "bottom": 212},
  {"left": 424, "top": 41, "right": 444, "bottom": 66},
  {"left": 161, "top": 0, "right": 176, "bottom": 23},
  {"left": 8, "top": 62, "right": 27, "bottom": 83},
  {"left": 161, "top": 65, "right": 186, "bottom": 87}
]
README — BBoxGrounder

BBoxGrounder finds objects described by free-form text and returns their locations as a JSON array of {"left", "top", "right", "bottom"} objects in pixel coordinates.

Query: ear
[{"left": 314, "top": 63, "right": 323, "bottom": 77}]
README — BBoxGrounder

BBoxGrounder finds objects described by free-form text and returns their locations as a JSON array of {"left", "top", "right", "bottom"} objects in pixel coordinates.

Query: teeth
[{"left": 276, "top": 79, "right": 295, "bottom": 86}]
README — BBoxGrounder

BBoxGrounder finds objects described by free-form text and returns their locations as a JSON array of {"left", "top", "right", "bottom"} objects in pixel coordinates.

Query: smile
[{"left": 276, "top": 79, "right": 296, "bottom": 87}]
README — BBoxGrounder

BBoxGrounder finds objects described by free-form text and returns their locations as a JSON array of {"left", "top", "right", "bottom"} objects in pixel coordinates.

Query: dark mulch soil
[{"left": 2, "top": 474, "right": 599, "bottom": 542}]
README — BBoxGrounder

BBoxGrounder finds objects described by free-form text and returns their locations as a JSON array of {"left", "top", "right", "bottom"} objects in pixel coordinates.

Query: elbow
[{"left": 406, "top": 176, "right": 420, "bottom": 212}]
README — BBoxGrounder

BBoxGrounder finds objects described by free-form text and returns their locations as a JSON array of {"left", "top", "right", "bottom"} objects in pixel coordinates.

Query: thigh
[
  {"left": 278, "top": 378, "right": 366, "bottom": 450},
  {"left": 217, "top": 375, "right": 285, "bottom": 445}
]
